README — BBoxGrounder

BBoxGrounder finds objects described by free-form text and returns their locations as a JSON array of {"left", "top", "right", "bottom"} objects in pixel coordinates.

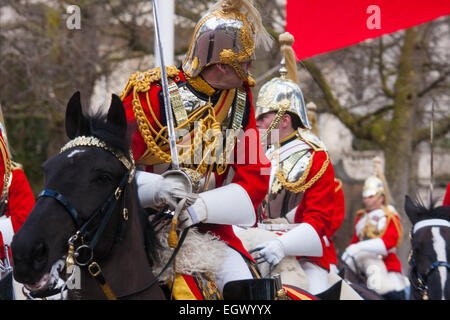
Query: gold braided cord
[
  {"left": 334, "top": 178, "right": 343, "bottom": 193},
  {"left": 276, "top": 151, "right": 330, "bottom": 194},
  {"left": 262, "top": 100, "right": 290, "bottom": 140},
  {"left": 124, "top": 66, "right": 246, "bottom": 177},
  {"left": 132, "top": 87, "right": 223, "bottom": 176},
  {"left": 0, "top": 137, "right": 11, "bottom": 199},
  {"left": 359, "top": 206, "right": 403, "bottom": 247}
]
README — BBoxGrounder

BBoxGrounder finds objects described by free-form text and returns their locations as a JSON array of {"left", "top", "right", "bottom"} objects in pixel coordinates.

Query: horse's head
[
  {"left": 11, "top": 92, "right": 134, "bottom": 292},
  {"left": 405, "top": 195, "right": 450, "bottom": 300}
]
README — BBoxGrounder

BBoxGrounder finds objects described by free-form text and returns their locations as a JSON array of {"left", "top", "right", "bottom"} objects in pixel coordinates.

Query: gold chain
[
  {"left": 0, "top": 137, "right": 11, "bottom": 199},
  {"left": 275, "top": 151, "right": 329, "bottom": 193}
]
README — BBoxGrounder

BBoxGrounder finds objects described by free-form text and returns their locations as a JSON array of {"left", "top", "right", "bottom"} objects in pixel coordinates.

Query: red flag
[{"left": 286, "top": 0, "right": 450, "bottom": 60}]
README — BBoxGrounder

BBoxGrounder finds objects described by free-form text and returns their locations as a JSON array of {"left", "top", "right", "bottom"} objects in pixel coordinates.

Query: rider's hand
[
  {"left": 254, "top": 239, "right": 285, "bottom": 267},
  {"left": 153, "top": 174, "right": 191, "bottom": 210},
  {"left": 341, "top": 243, "right": 360, "bottom": 264},
  {"left": 177, "top": 197, "right": 208, "bottom": 229},
  {"left": 136, "top": 171, "right": 192, "bottom": 210}
]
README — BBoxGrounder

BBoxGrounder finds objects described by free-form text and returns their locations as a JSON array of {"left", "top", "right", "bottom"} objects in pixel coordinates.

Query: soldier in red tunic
[
  {"left": 305, "top": 101, "right": 346, "bottom": 275},
  {"left": 119, "top": 0, "right": 273, "bottom": 298},
  {"left": 342, "top": 159, "right": 409, "bottom": 299},
  {"left": 0, "top": 115, "right": 35, "bottom": 278},
  {"left": 249, "top": 32, "right": 337, "bottom": 295}
]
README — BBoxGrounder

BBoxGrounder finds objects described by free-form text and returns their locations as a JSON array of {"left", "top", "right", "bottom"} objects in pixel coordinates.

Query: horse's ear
[
  {"left": 107, "top": 94, "right": 127, "bottom": 138},
  {"left": 404, "top": 195, "right": 419, "bottom": 224},
  {"left": 65, "top": 91, "right": 89, "bottom": 139}
]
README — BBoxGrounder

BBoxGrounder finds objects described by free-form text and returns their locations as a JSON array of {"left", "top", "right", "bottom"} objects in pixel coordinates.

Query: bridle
[
  {"left": 33, "top": 136, "right": 135, "bottom": 299},
  {"left": 33, "top": 136, "right": 188, "bottom": 300},
  {"left": 408, "top": 218, "right": 450, "bottom": 300}
]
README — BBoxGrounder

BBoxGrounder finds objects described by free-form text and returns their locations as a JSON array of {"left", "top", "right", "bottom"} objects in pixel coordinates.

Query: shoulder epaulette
[
  {"left": 298, "top": 129, "right": 326, "bottom": 152},
  {"left": 120, "top": 65, "right": 180, "bottom": 99}
]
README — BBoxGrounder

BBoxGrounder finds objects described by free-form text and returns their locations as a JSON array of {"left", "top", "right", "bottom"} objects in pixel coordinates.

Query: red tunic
[
  {"left": 443, "top": 182, "right": 450, "bottom": 206},
  {"left": 0, "top": 168, "right": 35, "bottom": 259},
  {"left": 293, "top": 150, "right": 336, "bottom": 270},
  {"left": 121, "top": 69, "right": 270, "bottom": 260},
  {"left": 349, "top": 208, "right": 402, "bottom": 273},
  {"left": 324, "top": 179, "right": 345, "bottom": 266}
]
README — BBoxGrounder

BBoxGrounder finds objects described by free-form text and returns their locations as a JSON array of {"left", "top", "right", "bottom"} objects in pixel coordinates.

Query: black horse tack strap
[
  {"left": 38, "top": 190, "right": 83, "bottom": 228},
  {"left": 35, "top": 136, "right": 137, "bottom": 300}
]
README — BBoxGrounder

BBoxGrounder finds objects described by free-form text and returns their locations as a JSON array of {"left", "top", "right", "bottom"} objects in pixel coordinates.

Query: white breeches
[
  {"left": 215, "top": 246, "right": 253, "bottom": 294},
  {"left": 300, "top": 261, "right": 329, "bottom": 295},
  {"left": 352, "top": 252, "right": 409, "bottom": 294}
]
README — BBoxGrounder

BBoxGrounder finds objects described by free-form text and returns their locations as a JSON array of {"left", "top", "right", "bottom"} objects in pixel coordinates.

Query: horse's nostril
[{"left": 31, "top": 242, "right": 48, "bottom": 272}]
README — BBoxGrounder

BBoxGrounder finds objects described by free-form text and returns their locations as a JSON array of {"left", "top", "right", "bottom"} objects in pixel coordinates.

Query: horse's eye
[{"left": 96, "top": 172, "right": 114, "bottom": 184}]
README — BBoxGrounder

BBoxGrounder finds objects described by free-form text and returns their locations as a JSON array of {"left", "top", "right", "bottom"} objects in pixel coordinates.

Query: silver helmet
[
  {"left": 182, "top": 0, "right": 272, "bottom": 85},
  {"left": 362, "top": 176, "right": 385, "bottom": 198},
  {"left": 255, "top": 32, "right": 310, "bottom": 130}
]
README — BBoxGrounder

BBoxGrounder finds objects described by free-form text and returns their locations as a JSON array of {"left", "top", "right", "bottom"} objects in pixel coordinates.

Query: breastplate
[
  {"left": 178, "top": 84, "right": 209, "bottom": 114},
  {"left": 261, "top": 142, "right": 313, "bottom": 219}
]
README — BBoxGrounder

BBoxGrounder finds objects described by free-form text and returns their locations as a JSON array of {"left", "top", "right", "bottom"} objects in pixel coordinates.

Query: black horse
[
  {"left": 11, "top": 92, "right": 166, "bottom": 299},
  {"left": 404, "top": 195, "right": 450, "bottom": 300}
]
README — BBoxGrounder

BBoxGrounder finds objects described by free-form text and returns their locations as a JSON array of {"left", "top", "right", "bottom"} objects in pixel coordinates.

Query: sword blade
[{"left": 152, "top": 0, "right": 179, "bottom": 170}]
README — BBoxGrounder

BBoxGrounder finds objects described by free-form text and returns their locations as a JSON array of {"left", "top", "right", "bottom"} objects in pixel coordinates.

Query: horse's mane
[
  {"left": 88, "top": 111, "right": 130, "bottom": 155},
  {"left": 409, "top": 195, "right": 450, "bottom": 223}
]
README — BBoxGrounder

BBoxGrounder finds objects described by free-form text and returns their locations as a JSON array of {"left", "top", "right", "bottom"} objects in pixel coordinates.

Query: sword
[
  {"left": 152, "top": 0, "right": 179, "bottom": 170},
  {"left": 152, "top": 1, "right": 194, "bottom": 249}
]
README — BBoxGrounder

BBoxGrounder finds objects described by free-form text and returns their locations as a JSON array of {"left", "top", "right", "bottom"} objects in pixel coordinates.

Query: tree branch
[
  {"left": 413, "top": 116, "right": 450, "bottom": 146},
  {"left": 418, "top": 69, "right": 450, "bottom": 97},
  {"left": 377, "top": 38, "right": 395, "bottom": 98},
  {"left": 301, "top": 59, "right": 367, "bottom": 138}
]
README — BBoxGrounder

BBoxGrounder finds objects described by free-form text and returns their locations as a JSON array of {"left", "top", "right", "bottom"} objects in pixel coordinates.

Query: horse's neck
[{"left": 79, "top": 198, "right": 164, "bottom": 300}]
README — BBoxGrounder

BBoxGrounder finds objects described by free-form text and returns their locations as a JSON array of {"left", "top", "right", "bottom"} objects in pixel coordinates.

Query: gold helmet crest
[{"left": 182, "top": 0, "right": 272, "bottom": 85}]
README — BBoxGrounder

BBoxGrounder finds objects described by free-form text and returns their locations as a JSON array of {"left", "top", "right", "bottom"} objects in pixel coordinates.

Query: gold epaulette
[{"left": 119, "top": 65, "right": 181, "bottom": 99}]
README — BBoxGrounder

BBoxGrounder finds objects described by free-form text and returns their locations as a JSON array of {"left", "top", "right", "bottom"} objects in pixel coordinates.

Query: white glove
[
  {"left": 177, "top": 197, "right": 208, "bottom": 229},
  {"left": 254, "top": 239, "right": 285, "bottom": 267},
  {"left": 342, "top": 238, "right": 387, "bottom": 264},
  {"left": 342, "top": 243, "right": 360, "bottom": 265},
  {"left": 154, "top": 174, "right": 193, "bottom": 210},
  {"left": 0, "top": 216, "right": 14, "bottom": 246},
  {"left": 136, "top": 171, "right": 194, "bottom": 210}
]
